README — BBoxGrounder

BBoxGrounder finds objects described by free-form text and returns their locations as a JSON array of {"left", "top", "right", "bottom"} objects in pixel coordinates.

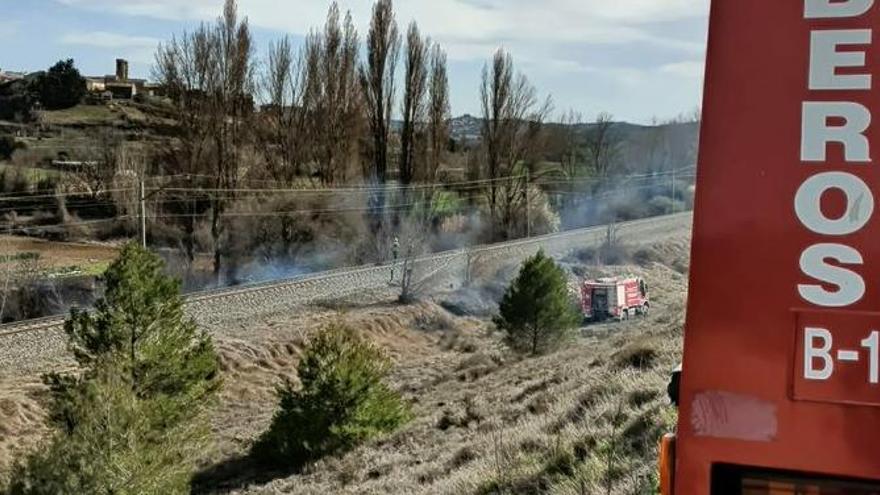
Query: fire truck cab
[
  {"left": 661, "top": 1, "right": 880, "bottom": 494},
  {"left": 581, "top": 277, "right": 649, "bottom": 322}
]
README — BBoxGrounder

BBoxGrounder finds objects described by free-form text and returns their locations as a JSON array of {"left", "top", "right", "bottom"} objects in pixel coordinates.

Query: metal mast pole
[
  {"left": 139, "top": 179, "right": 147, "bottom": 248},
  {"left": 525, "top": 169, "right": 531, "bottom": 238}
]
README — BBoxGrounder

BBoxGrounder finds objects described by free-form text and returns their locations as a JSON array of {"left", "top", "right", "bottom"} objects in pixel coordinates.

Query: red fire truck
[
  {"left": 660, "top": 1, "right": 880, "bottom": 494},
  {"left": 581, "top": 277, "right": 649, "bottom": 321}
]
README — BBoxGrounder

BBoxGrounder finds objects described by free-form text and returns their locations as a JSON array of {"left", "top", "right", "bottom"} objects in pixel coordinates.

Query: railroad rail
[{"left": 0, "top": 212, "right": 691, "bottom": 341}]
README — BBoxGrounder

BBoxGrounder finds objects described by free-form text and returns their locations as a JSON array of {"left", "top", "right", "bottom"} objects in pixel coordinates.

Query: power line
[
  {"left": 148, "top": 175, "right": 529, "bottom": 195},
  {"left": 0, "top": 189, "right": 136, "bottom": 203}
]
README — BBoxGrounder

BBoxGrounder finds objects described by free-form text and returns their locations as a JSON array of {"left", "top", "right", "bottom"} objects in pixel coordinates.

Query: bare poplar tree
[
  {"left": 587, "top": 112, "right": 619, "bottom": 179},
  {"left": 311, "top": 4, "right": 361, "bottom": 185},
  {"left": 359, "top": 0, "right": 400, "bottom": 233},
  {"left": 211, "top": 0, "right": 254, "bottom": 280},
  {"left": 480, "top": 49, "right": 551, "bottom": 240},
  {"left": 426, "top": 44, "right": 450, "bottom": 184},
  {"left": 400, "top": 21, "right": 428, "bottom": 188},
  {"left": 262, "top": 36, "right": 312, "bottom": 182},
  {"left": 558, "top": 109, "right": 586, "bottom": 180}
]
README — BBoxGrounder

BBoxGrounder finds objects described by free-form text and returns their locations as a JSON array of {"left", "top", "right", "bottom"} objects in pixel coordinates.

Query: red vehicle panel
[{"left": 677, "top": 0, "right": 880, "bottom": 492}]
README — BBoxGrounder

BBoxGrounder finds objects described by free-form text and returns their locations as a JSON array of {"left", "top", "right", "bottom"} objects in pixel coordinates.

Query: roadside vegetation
[
  {"left": 495, "top": 250, "right": 580, "bottom": 356},
  {"left": 253, "top": 324, "right": 412, "bottom": 469},
  {"left": 3, "top": 244, "right": 220, "bottom": 494}
]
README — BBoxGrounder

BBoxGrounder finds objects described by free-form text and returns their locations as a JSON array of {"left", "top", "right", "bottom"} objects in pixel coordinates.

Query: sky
[{"left": 0, "top": 0, "right": 710, "bottom": 124}]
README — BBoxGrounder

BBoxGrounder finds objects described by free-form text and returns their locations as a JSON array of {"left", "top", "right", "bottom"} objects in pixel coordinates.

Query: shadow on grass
[{"left": 190, "top": 454, "right": 303, "bottom": 494}]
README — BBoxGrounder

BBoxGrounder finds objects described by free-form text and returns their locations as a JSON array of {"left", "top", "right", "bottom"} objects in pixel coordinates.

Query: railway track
[{"left": 0, "top": 213, "right": 692, "bottom": 372}]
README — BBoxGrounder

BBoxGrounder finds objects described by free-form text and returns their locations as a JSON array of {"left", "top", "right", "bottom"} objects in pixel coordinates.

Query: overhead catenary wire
[
  {"left": 141, "top": 170, "right": 695, "bottom": 198},
  {"left": 0, "top": 168, "right": 696, "bottom": 233},
  {"left": 147, "top": 175, "right": 531, "bottom": 195}
]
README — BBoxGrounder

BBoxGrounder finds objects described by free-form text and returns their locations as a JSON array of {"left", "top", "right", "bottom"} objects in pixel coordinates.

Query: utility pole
[
  {"left": 525, "top": 168, "right": 531, "bottom": 238},
  {"left": 671, "top": 166, "right": 677, "bottom": 215},
  {"left": 139, "top": 179, "right": 147, "bottom": 248}
]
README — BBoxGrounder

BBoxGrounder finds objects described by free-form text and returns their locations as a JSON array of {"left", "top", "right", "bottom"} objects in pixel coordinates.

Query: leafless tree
[
  {"left": 550, "top": 109, "right": 588, "bottom": 210},
  {"left": 425, "top": 43, "right": 450, "bottom": 184},
  {"left": 155, "top": 0, "right": 254, "bottom": 280},
  {"left": 155, "top": 26, "right": 215, "bottom": 265},
  {"left": 558, "top": 109, "right": 587, "bottom": 180},
  {"left": 0, "top": 250, "right": 44, "bottom": 323},
  {"left": 154, "top": 23, "right": 216, "bottom": 182},
  {"left": 308, "top": 3, "right": 362, "bottom": 185},
  {"left": 587, "top": 112, "right": 619, "bottom": 179},
  {"left": 396, "top": 214, "right": 439, "bottom": 304},
  {"left": 359, "top": 0, "right": 400, "bottom": 233},
  {"left": 67, "top": 129, "right": 121, "bottom": 199},
  {"left": 400, "top": 22, "right": 428, "bottom": 189},
  {"left": 261, "top": 36, "right": 312, "bottom": 182},
  {"left": 480, "top": 48, "right": 551, "bottom": 240},
  {"left": 209, "top": 0, "right": 254, "bottom": 280}
]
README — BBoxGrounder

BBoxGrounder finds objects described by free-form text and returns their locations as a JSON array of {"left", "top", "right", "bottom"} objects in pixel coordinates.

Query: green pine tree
[
  {"left": 253, "top": 324, "right": 412, "bottom": 469},
  {"left": 494, "top": 250, "right": 580, "bottom": 356},
  {"left": 5, "top": 244, "right": 220, "bottom": 495}
]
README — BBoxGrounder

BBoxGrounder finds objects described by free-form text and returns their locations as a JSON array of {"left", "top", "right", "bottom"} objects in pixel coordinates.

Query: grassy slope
[
  {"left": 189, "top": 235, "right": 690, "bottom": 494},
  {"left": 220, "top": 266, "right": 685, "bottom": 495},
  {"left": 0, "top": 235, "right": 689, "bottom": 495}
]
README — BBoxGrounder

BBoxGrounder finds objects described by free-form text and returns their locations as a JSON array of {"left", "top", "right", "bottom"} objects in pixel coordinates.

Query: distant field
[
  {"left": 39, "top": 102, "right": 174, "bottom": 129},
  {"left": 38, "top": 104, "right": 122, "bottom": 126},
  {"left": 0, "top": 163, "right": 65, "bottom": 182},
  {"left": 0, "top": 235, "right": 118, "bottom": 277}
]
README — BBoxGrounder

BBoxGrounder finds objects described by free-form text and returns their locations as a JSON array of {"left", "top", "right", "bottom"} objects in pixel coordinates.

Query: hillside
[
  {"left": 0, "top": 229, "right": 690, "bottom": 494},
  {"left": 3, "top": 99, "right": 176, "bottom": 169}
]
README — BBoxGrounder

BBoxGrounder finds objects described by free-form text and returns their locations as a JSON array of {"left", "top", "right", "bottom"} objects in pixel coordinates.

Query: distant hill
[
  {"left": 447, "top": 114, "right": 698, "bottom": 144},
  {"left": 391, "top": 114, "right": 699, "bottom": 150}
]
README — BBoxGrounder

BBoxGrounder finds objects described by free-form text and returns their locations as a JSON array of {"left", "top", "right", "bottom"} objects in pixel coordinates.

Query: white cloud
[
  {"left": 659, "top": 60, "right": 705, "bottom": 79},
  {"left": 61, "top": 31, "right": 160, "bottom": 49},
  {"left": 55, "top": 0, "right": 707, "bottom": 55},
  {"left": 60, "top": 31, "right": 161, "bottom": 63},
  {"left": 540, "top": 59, "right": 647, "bottom": 87}
]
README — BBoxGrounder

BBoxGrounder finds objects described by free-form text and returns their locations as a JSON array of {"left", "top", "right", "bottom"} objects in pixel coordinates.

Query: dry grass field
[
  {"left": 0, "top": 235, "right": 118, "bottom": 275},
  {"left": 0, "top": 234, "right": 690, "bottom": 494}
]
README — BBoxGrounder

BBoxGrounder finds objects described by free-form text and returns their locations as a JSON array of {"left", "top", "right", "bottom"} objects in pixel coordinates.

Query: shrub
[
  {"left": 4, "top": 244, "right": 220, "bottom": 494},
  {"left": 647, "top": 195, "right": 685, "bottom": 216},
  {"left": 527, "top": 186, "right": 561, "bottom": 236},
  {"left": 494, "top": 250, "right": 580, "bottom": 356},
  {"left": 252, "top": 324, "right": 412, "bottom": 469},
  {"left": 0, "top": 77, "right": 38, "bottom": 122},
  {"left": 613, "top": 342, "right": 660, "bottom": 370},
  {"left": 0, "top": 135, "right": 24, "bottom": 160},
  {"left": 37, "top": 59, "right": 86, "bottom": 110}
]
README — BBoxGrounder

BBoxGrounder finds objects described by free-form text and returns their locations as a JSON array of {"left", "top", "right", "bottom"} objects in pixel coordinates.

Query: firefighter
[{"left": 390, "top": 236, "right": 400, "bottom": 283}]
